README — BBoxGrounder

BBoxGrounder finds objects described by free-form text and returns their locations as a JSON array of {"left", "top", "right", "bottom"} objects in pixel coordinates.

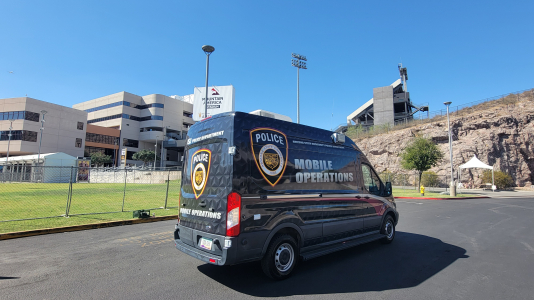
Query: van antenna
[{"left": 331, "top": 98, "right": 335, "bottom": 131}]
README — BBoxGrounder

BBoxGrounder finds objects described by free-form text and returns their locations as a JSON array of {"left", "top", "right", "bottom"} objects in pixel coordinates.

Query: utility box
[{"left": 133, "top": 210, "right": 150, "bottom": 219}]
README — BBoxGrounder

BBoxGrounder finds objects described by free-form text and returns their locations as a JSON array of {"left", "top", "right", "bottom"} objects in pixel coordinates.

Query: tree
[
  {"left": 132, "top": 149, "right": 160, "bottom": 167},
  {"left": 90, "top": 152, "right": 112, "bottom": 167},
  {"left": 481, "top": 170, "right": 514, "bottom": 189},
  {"left": 400, "top": 137, "right": 444, "bottom": 189},
  {"left": 421, "top": 171, "right": 440, "bottom": 187}
]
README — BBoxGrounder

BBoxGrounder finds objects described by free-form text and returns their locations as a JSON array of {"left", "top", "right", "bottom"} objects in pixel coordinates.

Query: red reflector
[{"left": 209, "top": 259, "right": 216, "bottom": 263}]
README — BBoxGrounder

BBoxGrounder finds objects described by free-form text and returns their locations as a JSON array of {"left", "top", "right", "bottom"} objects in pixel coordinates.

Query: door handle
[
  {"left": 355, "top": 195, "right": 361, "bottom": 199},
  {"left": 364, "top": 196, "right": 370, "bottom": 199},
  {"left": 198, "top": 201, "right": 207, "bottom": 207}
]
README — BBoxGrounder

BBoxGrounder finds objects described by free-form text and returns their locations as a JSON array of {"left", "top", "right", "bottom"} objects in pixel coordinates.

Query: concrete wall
[{"left": 373, "top": 86, "right": 394, "bottom": 127}]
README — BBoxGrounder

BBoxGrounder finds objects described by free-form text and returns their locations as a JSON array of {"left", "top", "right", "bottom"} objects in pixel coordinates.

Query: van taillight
[{"left": 226, "top": 192, "right": 241, "bottom": 237}]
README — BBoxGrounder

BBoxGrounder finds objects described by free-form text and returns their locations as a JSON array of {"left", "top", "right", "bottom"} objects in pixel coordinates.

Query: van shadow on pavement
[{"left": 197, "top": 232, "right": 468, "bottom": 297}]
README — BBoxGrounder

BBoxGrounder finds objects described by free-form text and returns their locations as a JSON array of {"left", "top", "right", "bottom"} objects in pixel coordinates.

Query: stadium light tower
[
  {"left": 292, "top": 53, "right": 307, "bottom": 124},
  {"left": 202, "top": 45, "right": 215, "bottom": 119},
  {"left": 444, "top": 101, "right": 456, "bottom": 197}
]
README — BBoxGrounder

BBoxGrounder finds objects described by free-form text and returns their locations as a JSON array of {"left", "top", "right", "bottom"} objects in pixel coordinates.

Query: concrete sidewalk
[
  {"left": 458, "top": 189, "right": 534, "bottom": 198},
  {"left": 395, "top": 185, "right": 534, "bottom": 198}
]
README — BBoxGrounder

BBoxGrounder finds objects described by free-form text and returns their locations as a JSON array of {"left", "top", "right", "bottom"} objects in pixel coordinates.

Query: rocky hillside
[{"left": 347, "top": 91, "right": 534, "bottom": 187}]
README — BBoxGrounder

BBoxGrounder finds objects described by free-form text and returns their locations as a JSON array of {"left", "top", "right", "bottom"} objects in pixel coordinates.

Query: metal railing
[{"left": 344, "top": 88, "right": 534, "bottom": 139}]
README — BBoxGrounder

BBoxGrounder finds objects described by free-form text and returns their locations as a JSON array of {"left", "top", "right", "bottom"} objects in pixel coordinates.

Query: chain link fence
[
  {"left": 379, "top": 171, "right": 503, "bottom": 193},
  {"left": 0, "top": 166, "right": 182, "bottom": 234},
  {"left": 379, "top": 172, "right": 455, "bottom": 192}
]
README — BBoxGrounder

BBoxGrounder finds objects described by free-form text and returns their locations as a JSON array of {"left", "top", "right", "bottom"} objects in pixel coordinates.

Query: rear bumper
[{"left": 174, "top": 224, "right": 237, "bottom": 266}]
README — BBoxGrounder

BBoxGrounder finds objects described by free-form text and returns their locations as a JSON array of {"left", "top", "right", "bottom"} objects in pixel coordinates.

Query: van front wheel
[
  {"left": 380, "top": 215, "right": 395, "bottom": 244},
  {"left": 261, "top": 234, "right": 298, "bottom": 280}
]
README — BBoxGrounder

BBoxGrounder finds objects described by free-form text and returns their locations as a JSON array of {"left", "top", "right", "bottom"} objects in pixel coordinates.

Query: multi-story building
[
  {"left": 73, "top": 92, "right": 194, "bottom": 167},
  {"left": 0, "top": 97, "right": 87, "bottom": 159},
  {"left": 84, "top": 124, "right": 120, "bottom": 165},
  {"left": 345, "top": 65, "right": 428, "bottom": 129}
]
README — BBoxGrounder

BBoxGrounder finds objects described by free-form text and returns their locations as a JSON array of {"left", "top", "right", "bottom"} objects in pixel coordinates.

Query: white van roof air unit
[{"left": 249, "top": 110, "right": 292, "bottom": 122}]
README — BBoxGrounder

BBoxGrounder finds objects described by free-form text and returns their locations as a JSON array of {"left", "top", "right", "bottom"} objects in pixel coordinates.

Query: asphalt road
[{"left": 1, "top": 196, "right": 534, "bottom": 300}]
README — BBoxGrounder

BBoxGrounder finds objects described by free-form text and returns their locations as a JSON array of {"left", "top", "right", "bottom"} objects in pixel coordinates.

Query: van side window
[{"left": 362, "top": 164, "right": 383, "bottom": 195}]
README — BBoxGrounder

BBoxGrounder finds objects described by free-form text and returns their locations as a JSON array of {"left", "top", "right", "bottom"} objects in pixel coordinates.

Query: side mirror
[{"left": 385, "top": 182, "right": 392, "bottom": 196}]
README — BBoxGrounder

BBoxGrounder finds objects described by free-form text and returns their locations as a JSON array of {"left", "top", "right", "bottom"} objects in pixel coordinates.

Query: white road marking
[{"left": 521, "top": 242, "right": 534, "bottom": 254}]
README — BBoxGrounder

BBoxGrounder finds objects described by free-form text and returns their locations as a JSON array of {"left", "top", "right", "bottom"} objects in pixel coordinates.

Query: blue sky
[{"left": 1, "top": 1, "right": 533, "bottom": 130}]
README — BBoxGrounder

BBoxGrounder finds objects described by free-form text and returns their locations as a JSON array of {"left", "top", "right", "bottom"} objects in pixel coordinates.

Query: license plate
[{"left": 199, "top": 237, "right": 213, "bottom": 250}]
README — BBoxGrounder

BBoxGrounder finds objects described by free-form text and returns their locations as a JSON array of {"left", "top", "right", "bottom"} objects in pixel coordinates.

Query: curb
[
  {"left": 396, "top": 196, "right": 490, "bottom": 200},
  {"left": 0, "top": 215, "right": 178, "bottom": 241}
]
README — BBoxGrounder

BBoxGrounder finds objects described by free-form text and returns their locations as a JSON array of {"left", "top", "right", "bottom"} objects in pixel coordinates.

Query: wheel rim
[
  {"left": 385, "top": 220, "right": 394, "bottom": 239},
  {"left": 275, "top": 243, "right": 294, "bottom": 273}
]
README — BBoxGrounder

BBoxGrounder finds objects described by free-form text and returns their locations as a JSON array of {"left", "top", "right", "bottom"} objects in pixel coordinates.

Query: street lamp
[
  {"left": 444, "top": 101, "right": 456, "bottom": 196},
  {"left": 6, "top": 119, "right": 15, "bottom": 161},
  {"left": 292, "top": 53, "right": 307, "bottom": 124},
  {"left": 3, "top": 119, "right": 15, "bottom": 174},
  {"left": 202, "top": 45, "right": 215, "bottom": 120},
  {"left": 160, "top": 126, "right": 169, "bottom": 168},
  {"left": 114, "top": 140, "right": 118, "bottom": 168},
  {"left": 154, "top": 137, "right": 158, "bottom": 170},
  {"left": 37, "top": 110, "right": 47, "bottom": 164}
]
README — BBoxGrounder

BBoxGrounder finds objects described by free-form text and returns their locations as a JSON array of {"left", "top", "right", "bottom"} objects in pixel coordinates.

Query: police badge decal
[
  {"left": 190, "top": 149, "right": 211, "bottom": 199},
  {"left": 250, "top": 128, "right": 288, "bottom": 187}
]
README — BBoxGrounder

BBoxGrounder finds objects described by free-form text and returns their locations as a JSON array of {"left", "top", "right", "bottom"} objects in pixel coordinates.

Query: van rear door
[{"left": 179, "top": 118, "right": 233, "bottom": 241}]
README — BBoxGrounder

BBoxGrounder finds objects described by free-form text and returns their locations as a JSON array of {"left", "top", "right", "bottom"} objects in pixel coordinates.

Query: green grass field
[
  {"left": 0, "top": 181, "right": 181, "bottom": 234},
  {"left": 1, "top": 182, "right": 477, "bottom": 234}
]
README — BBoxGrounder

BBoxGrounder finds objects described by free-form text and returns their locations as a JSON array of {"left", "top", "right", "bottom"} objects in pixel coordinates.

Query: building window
[
  {"left": 183, "top": 111, "right": 193, "bottom": 118},
  {"left": 87, "top": 114, "right": 165, "bottom": 124},
  {"left": 0, "top": 130, "right": 38, "bottom": 142},
  {"left": 85, "top": 132, "right": 119, "bottom": 145},
  {"left": 136, "top": 103, "right": 164, "bottom": 109},
  {"left": 87, "top": 114, "right": 123, "bottom": 124},
  {"left": 123, "top": 138, "right": 139, "bottom": 148},
  {"left": 183, "top": 123, "right": 193, "bottom": 129},
  {"left": 23, "top": 131, "right": 38, "bottom": 142},
  {"left": 126, "top": 151, "right": 137, "bottom": 160},
  {"left": 75, "top": 138, "right": 83, "bottom": 148},
  {"left": 84, "top": 101, "right": 164, "bottom": 113},
  {"left": 77, "top": 122, "right": 84, "bottom": 130},
  {"left": 0, "top": 111, "right": 39, "bottom": 122},
  {"left": 25, "top": 111, "right": 40, "bottom": 122}
]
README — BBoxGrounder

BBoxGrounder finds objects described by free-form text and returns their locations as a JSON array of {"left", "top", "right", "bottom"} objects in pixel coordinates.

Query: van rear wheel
[{"left": 261, "top": 234, "right": 298, "bottom": 280}]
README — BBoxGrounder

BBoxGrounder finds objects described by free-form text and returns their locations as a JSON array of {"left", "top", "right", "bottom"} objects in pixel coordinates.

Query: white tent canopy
[
  {"left": 459, "top": 155, "right": 495, "bottom": 191},
  {"left": 459, "top": 155, "right": 493, "bottom": 170}
]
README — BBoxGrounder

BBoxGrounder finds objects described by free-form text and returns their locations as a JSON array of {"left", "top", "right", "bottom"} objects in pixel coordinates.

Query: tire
[
  {"left": 380, "top": 215, "right": 395, "bottom": 244},
  {"left": 261, "top": 234, "right": 299, "bottom": 280}
]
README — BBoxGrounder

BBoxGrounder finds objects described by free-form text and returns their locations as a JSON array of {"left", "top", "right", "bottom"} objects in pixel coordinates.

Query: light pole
[
  {"left": 154, "top": 137, "right": 158, "bottom": 170},
  {"left": 114, "top": 140, "right": 118, "bottom": 168},
  {"left": 444, "top": 102, "right": 456, "bottom": 196},
  {"left": 202, "top": 45, "right": 215, "bottom": 120},
  {"left": 6, "top": 119, "right": 15, "bottom": 161},
  {"left": 37, "top": 110, "right": 47, "bottom": 164},
  {"left": 291, "top": 53, "right": 307, "bottom": 124},
  {"left": 3, "top": 119, "right": 15, "bottom": 173},
  {"left": 160, "top": 126, "right": 168, "bottom": 168}
]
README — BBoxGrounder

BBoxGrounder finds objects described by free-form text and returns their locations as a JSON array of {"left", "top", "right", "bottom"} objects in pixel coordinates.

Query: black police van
[{"left": 174, "top": 111, "right": 398, "bottom": 280}]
